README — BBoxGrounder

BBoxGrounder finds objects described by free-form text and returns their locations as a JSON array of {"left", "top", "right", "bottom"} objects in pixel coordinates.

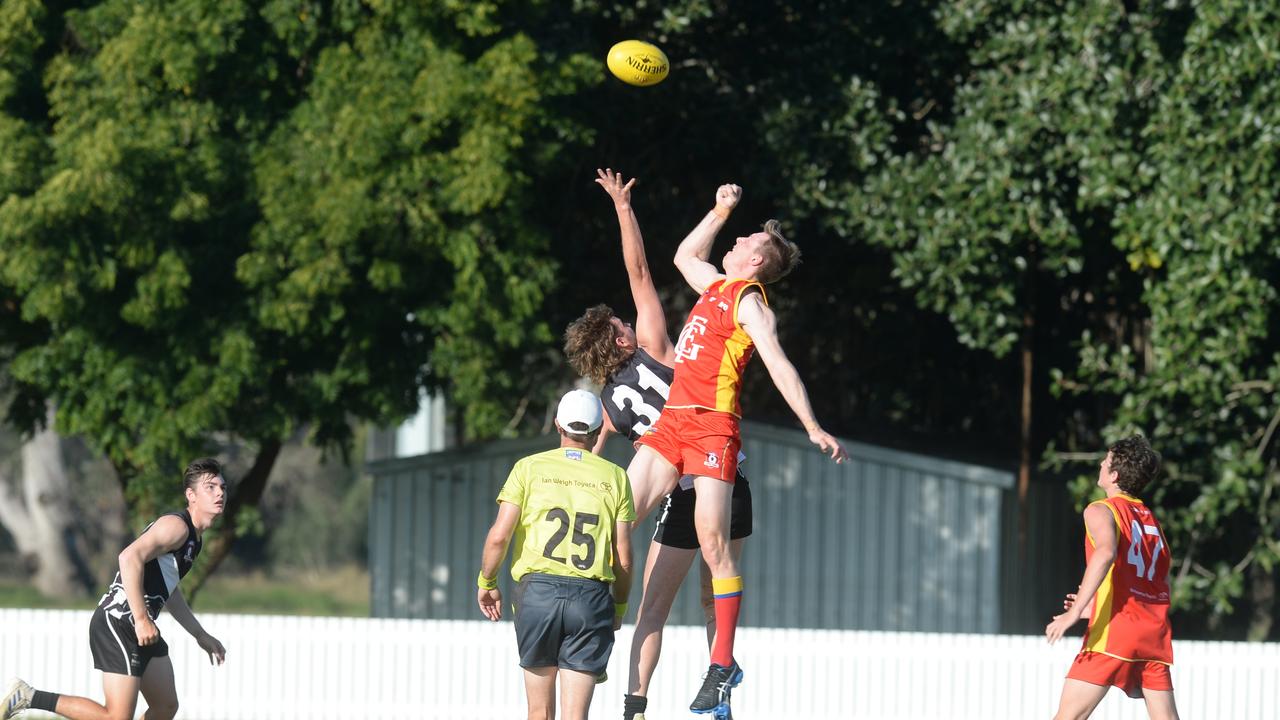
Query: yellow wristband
[
  {"left": 614, "top": 602, "right": 629, "bottom": 618},
  {"left": 804, "top": 421, "right": 820, "bottom": 433},
  {"left": 478, "top": 571, "right": 498, "bottom": 590},
  {"left": 711, "top": 205, "right": 731, "bottom": 220}
]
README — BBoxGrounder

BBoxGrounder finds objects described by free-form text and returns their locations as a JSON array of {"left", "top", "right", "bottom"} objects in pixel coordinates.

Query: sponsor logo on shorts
[
  {"left": 705, "top": 452, "right": 720, "bottom": 469},
  {"left": 565, "top": 450, "right": 583, "bottom": 461}
]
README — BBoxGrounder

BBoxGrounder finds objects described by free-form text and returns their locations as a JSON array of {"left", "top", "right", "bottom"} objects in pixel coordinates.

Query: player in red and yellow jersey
[
  {"left": 630, "top": 182, "right": 847, "bottom": 715},
  {"left": 1045, "top": 435, "right": 1180, "bottom": 720}
]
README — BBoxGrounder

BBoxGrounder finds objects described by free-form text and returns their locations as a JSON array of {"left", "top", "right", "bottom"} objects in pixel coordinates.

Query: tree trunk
[
  {"left": 1247, "top": 561, "right": 1275, "bottom": 641},
  {"left": 1017, "top": 269, "right": 1037, "bottom": 557},
  {"left": 184, "top": 438, "right": 283, "bottom": 603},
  {"left": 0, "top": 409, "right": 96, "bottom": 598}
]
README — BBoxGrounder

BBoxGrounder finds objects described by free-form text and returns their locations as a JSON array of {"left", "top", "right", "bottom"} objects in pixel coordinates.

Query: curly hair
[
  {"left": 756, "top": 219, "right": 802, "bottom": 284},
  {"left": 1108, "top": 435, "right": 1161, "bottom": 496},
  {"left": 564, "top": 304, "right": 632, "bottom": 386}
]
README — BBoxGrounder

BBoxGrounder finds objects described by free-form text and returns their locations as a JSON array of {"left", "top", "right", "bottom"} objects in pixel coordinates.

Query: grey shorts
[{"left": 513, "top": 573, "right": 614, "bottom": 674}]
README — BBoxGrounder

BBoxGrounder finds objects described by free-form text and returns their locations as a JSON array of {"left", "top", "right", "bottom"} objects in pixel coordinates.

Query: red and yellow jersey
[
  {"left": 666, "top": 278, "right": 766, "bottom": 417},
  {"left": 1081, "top": 494, "right": 1174, "bottom": 664}
]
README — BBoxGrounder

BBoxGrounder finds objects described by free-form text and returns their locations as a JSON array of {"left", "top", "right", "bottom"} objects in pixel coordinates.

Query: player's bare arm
[
  {"left": 591, "top": 413, "right": 617, "bottom": 455},
  {"left": 596, "top": 168, "right": 675, "bottom": 363},
  {"left": 738, "top": 292, "right": 848, "bottom": 463},
  {"left": 477, "top": 501, "right": 521, "bottom": 621},
  {"left": 611, "top": 520, "right": 634, "bottom": 630},
  {"left": 673, "top": 184, "right": 740, "bottom": 294},
  {"left": 166, "top": 588, "right": 226, "bottom": 665},
  {"left": 118, "top": 515, "right": 191, "bottom": 646},
  {"left": 1046, "top": 503, "right": 1117, "bottom": 644}
]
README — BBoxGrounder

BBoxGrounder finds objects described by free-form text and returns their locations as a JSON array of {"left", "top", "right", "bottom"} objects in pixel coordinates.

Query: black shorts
[
  {"left": 512, "top": 574, "right": 614, "bottom": 674},
  {"left": 89, "top": 607, "right": 169, "bottom": 677},
  {"left": 652, "top": 472, "right": 753, "bottom": 550}
]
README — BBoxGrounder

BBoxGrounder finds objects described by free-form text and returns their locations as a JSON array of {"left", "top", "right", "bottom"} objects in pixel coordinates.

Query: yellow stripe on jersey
[
  {"left": 1083, "top": 499, "right": 1121, "bottom": 654},
  {"left": 712, "top": 280, "right": 766, "bottom": 414},
  {"left": 1085, "top": 564, "right": 1116, "bottom": 652},
  {"left": 496, "top": 448, "right": 635, "bottom": 584},
  {"left": 715, "top": 326, "right": 753, "bottom": 414}
]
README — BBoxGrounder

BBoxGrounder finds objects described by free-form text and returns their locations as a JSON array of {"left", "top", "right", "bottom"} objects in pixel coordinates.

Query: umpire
[{"left": 478, "top": 389, "right": 636, "bottom": 720}]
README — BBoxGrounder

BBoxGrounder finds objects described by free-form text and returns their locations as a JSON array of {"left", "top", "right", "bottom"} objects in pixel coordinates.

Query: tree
[
  {"left": 0, "top": 406, "right": 98, "bottom": 597},
  {"left": 1072, "top": 0, "right": 1280, "bottom": 639},
  {"left": 0, "top": 0, "right": 595, "bottom": 591},
  {"left": 816, "top": 0, "right": 1277, "bottom": 638}
]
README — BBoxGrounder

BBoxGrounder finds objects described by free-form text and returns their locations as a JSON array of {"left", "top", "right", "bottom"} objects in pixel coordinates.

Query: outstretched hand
[
  {"left": 596, "top": 168, "right": 636, "bottom": 207},
  {"left": 808, "top": 428, "right": 848, "bottom": 463},
  {"left": 1045, "top": 609, "right": 1081, "bottom": 645},
  {"left": 716, "top": 184, "right": 742, "bottom": 211}
]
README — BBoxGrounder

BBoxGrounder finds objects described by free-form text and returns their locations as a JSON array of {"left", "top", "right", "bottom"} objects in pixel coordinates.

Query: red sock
[{"left": 710, "top": 576, "right": 743, "bottom": 666}]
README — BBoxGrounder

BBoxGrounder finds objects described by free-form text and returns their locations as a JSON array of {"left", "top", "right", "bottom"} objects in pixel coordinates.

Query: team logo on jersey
[
  {"left": 704, "top": 452, "right": 720, "bottom": 469},
  {"left": 675, "top": 316, "right": 709, "bottom": 363},
  {"left": 183, "top": 542, "right": 195, "bottom": 563},
  {"left": 565, "top": 449, "right": 583, "bottom": 461}
]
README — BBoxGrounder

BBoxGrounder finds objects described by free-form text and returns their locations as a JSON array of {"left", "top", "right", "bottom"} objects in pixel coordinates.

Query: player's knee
[
  {"left": 698, "top": 540, "right": 731, "bottom": 572},
  {"left": 145, "top": 698, "right": 179, "bottom": 720}
]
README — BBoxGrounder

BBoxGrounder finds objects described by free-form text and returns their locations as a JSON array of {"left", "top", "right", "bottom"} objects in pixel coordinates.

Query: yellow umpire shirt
[{"left": 497, "top": 447, "right": 635, "bottom": 584}]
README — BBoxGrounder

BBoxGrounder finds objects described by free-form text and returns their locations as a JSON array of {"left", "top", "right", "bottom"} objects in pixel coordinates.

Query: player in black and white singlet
[
  {"left": 3, "top": 459, "right": 229, "bottom": 720},
  {"left": 97, "top": 509, "right": 202, "bottom": 625},
  {"left": 564, "top": 169, "right": 753, "bottom": 720}
]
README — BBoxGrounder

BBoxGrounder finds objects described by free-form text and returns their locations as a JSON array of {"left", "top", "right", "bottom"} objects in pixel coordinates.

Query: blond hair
[{"left": 756, "top": 219, "right": 801, "bottom": 283}]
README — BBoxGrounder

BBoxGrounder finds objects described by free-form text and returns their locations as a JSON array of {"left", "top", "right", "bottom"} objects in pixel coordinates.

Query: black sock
[
  {"left": 31, "top": 690, "right": 60, "bottom": 713},
  {"left": 623, "top": 694, "right": 647, "bottom": 719}
]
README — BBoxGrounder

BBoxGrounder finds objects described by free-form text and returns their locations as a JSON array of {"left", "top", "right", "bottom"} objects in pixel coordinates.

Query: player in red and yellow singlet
[
  {"left": 629, "top": 182, "right": 847, "bottom": 716},
  {"left": 1046, "top": 435, "right": 1180, "bottom": 720}
]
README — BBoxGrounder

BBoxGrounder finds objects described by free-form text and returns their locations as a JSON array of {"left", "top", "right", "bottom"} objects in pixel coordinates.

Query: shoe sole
[{"left": 691, "top": 693, "right": 738, "bottom": 716}]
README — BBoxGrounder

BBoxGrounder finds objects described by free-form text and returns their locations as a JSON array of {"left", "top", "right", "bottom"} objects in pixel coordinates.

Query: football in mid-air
[{"left": 606, "top": 40, "right": 670, "bottom": 87}]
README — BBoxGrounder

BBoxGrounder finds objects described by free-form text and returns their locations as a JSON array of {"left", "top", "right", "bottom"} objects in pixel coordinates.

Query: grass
[{"left": 0, "top": 565, "right": 370, "bottom": 617}]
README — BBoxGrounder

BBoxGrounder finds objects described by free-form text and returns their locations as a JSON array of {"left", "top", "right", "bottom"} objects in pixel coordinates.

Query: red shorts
[
  {"left": 1066, "top": 651, "right": 1173, "bottom": 698},
  {"left": 636, "top": 407, "right": 740, "bottom": 482}
]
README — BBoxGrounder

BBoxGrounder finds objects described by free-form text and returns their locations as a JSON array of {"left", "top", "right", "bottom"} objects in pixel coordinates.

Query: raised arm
[
  {"left": 738, "top": 292, "right": 848, "bottom": 463},
  {"left": 1046, "top": 503, "right": 1117, "bottom": 643},
  {"left": 673, "top": 184, "right": 740, "bottom": 294},
  {"left": 596, "top": 169, "right": 674, "bottom": 363}
]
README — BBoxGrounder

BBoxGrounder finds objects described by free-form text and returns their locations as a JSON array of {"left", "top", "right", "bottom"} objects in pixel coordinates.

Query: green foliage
[
  {"left": 834, "top": 0, "right": 1280, "bottom": 636},
  {"left": 0, "top": 0, "right": 595, "bottom": 518},
  {"left": 1072, "top": 0, "right": 1280, "bottom": 633},
  {"left": 2, "top": 0, "right": 1276, "bottom": 636}
]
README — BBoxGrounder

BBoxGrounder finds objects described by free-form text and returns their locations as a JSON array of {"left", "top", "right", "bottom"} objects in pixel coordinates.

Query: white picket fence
[{"left": 1, "top": 609, "right": 1276, "bottom": 719}]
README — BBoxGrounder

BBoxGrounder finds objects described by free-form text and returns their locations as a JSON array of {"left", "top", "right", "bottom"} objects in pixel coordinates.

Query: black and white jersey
[
  {"left": 603, "top": 348, "right": 674, "bottom": 441},
  {"left": 97, "top": 510, "right": 202, "bottom": 621}
]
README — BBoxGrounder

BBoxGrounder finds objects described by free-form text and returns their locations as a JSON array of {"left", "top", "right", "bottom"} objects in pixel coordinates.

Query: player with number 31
[{"left": 563, "top": 169, "right": 755, "bottom": 720}]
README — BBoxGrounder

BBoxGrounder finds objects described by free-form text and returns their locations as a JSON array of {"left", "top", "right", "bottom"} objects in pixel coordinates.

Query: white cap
[{"left": 556, "top": 389, "right": 603, "bottom": 435}]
